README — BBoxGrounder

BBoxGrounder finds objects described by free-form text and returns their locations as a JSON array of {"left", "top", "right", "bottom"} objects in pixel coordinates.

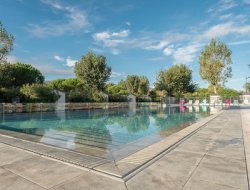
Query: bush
[
  {"left": 92, "top": 91, "right": 107, "bottom": 102},
  {"left": 218, "top": 88, "right": 239, "bottom": 99},
  {"left": 67, "top": 89, "right": 91, "bottom": 102},
  {"left": 0, "top": 88, "right": 20, "bottom": 103},
  {"left": 20, "top": 84, "right": 59, "bottom": 103},
  {"left": 108, "top": 95, "right": 128, "bottom": 102}
]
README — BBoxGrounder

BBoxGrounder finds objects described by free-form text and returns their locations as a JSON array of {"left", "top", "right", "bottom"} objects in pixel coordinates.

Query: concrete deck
[{"left": 0, "top": 106, "right": 249, "bottom": 190}]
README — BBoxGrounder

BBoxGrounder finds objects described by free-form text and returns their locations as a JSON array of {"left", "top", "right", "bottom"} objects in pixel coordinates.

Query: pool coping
[{"left": 0, "top": 109, "right": 224, "bottom": 181}]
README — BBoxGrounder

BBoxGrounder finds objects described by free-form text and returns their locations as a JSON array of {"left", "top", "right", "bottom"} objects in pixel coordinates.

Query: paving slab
[
  {"left": 0, "top": 142, "right": 7, "bottom": 148},
  {"left": 52, "top": 171, "right": 127, "bottom": 190},
  {"left": 183, "top": 179, "right": 239, "bottom": 190},
  {"left": 0, "top": 146, "right": 37, "bottom": 166},
  {"left": 126, "top": 150, "right": 204, "bottom": 190},
  {"left": 185, "top": 155, "right": 248, "bottom": 189},
  {"left": 241, "top": 106, "right": 250, "bottom": 188},
  {"left": 4, "top": 156, "right": 85, "bottom": 189},
  {"left": 0, "top": 167, "right": 46, "bottom": 190}
]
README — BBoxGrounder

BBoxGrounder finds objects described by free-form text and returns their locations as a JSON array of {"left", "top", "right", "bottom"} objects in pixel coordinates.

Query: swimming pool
[{"left": 0, "top": 105, "right": 213, "bottom": 160}]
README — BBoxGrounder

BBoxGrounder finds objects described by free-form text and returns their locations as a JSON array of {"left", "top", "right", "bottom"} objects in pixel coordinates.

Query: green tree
[
  {"left": 48, "top": 78, "right": 92, "bottom": 102},
  {"left": 246, "top": 82, "right": 250, "bottom": 92},
  {"left": 125, "top": 75, "right": 140, "bottom": 95},
  {"left": 0, "top": 63, "right": 13, "bottom": 87},
  {"left": 124, "top": 75, "right": 144, "bottom": 96},
  {"left": 138, "top": 76, "right": 149, "bottom": 96},
  {"left": 49, "top": 78, "right": 83, "bottom": 92},
  {"left": 199, "top": 39, "right": 232, "bottom": 94},
  {"left": 155, "top": 64, "right": 196, "bottom": 97},
  {"left": 75, "top": 52, "right": 111, "bottom": 91},
  {"left": 106, "top": 85, "right": 126, "bottom": 95},
  {"left": 11, "top": 62, "right": 44, "bottom": 87},
  {"left": 0, "top": 21, "right": 14, "bottom": 62},
  {"left": 0, "top": 62, "right": 44, "bottom": 88}
]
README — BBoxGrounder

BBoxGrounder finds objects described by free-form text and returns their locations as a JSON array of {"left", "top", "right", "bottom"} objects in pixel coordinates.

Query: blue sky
[{"left": 1, "top": 0, "right": 250, "bottom": 90}]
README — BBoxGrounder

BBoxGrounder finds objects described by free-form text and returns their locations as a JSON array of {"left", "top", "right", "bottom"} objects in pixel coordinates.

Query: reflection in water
[
  {"left": 40, "top": 129, "right": 76, "bottom": 149},
  {"left": 210, "top": 106, "right": 223, "bottom": 114},
  {"left": 180, "top": 106, "right": 185, "bottom": 112},
  {"left": 201, "top": 105, "right": 207, "bottom": 112},
  {"left": 0, "top": 106, "right": 211, "bottom": 153},
  {"left": 188, "top": 106, "right": 193, "bottom": 112},
  {"left": 194, "top": 106, "right": 200, "bottom": 112}
]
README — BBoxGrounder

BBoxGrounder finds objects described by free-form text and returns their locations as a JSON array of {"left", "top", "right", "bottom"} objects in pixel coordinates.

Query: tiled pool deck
[{"left": 0, "top": 106, "right": 249, "bottom": 190}]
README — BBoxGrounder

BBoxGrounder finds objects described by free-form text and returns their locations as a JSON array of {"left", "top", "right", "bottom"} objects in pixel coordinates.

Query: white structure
[
  {"left": 56, "top": 91, "right": 66, "bottom": 111},
  {"left": 55, "top": 91, "right": 66, "bottom": 122},
  {"left": 128, "top": 94, "right": 136, "bottom": 115},
  {"left": 241, "top": 94, "right": 250, "bottom": 104},
  {"left": 210, "top": 95, "right": 220, "bottom": 105}
]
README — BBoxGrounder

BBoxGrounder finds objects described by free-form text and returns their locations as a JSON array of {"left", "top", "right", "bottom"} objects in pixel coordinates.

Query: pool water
[{"left": 0, "top": 106, "right": 212, "bottom": 159}]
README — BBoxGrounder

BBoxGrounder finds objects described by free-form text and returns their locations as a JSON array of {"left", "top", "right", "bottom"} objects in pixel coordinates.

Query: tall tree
[
  {"left": 75, "top": 52, "right": 111, "bottom": 91},
  {"left": 199, "top": 39, "right": 232, "bottom": 94},
  {"left": 155, "top": 64, "right": 196, "bottom": 97},
  {"left": 0, "top": 21, "right": 14, "bottom": 62}
]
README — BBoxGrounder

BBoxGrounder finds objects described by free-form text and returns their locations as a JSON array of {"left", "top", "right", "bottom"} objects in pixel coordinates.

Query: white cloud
[
  {"left": 28, "top": 0, "right": 89, "bottom": 37},
  {"left": 94, "top": 32, "right": 111, "bottom": 40},
  {"left": 219, "top": 13, "right": 233, "bottom": 20},
  {"left": 148, "top": 56, "right": 166, "bottom": 62},
  {"left": 203, "top": 22, "right": 234, "bottom": 38},
  {"left": 93, "top": 30, "right": 129, "bottom": 41},
  {"left": 208, "top": 0, "right": 238, "bottom": 14},
  {"left": 110, "top": 71, "right": 127, "bottom": 78},
  {"left": 112, "top": 30, "right": 130, "bottom": 37},
  {"left": 66, "top": 56, "right": 77, "bottom": 67},
  {"left": 7, "top": 55, "right": 74, "bottom": 76},
  {"left": 203, "top": 22, "right": 250, "bottom": 39},
  {"left": 243, "top": 0, "right": 250, "bottom": 4},
  {"left": 228, "top": 40, "right": 250, "bottom": 46},
  {"left": 171, "top": 43, "right": 201, "bottom": 64},
  {"left": 144, "top": 40, "right": 169, "bottom": 50},
  {"left": 53, "top": 55, "right": 77, "bottom": 67},
  {"left": 163, "top": 45, "right": 174, "bottom": 56},
  {"left": 38, "top": 66, "right": 74, "bottom": 75},
  {"left": 54, "top": 55, "right": 65, "bottom": 62},
  {"left": 88, "top": 47, "right": 104, "bottom": 53},
  {"left": 93, "top": 29, "right": 130, "bottom": 48}
]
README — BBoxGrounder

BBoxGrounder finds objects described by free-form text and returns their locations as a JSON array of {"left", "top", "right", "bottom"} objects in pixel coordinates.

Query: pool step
[{"left": 0, "top": 135, "right": 110, "bottom": 168}]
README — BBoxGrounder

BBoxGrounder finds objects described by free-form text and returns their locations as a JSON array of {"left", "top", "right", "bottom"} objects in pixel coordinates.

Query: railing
[{"left": 0, "top": 102, "right": 161, "bottom": 114}]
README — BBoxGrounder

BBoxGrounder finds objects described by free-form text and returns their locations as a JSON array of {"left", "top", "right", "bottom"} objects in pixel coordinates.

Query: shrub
[
  {"left": 108, "top": 95, "right": 128, "bottom": 102},
  {"left": 0, "top": 88, "right": 20, "bottom": 103},
  {"left": 67, "top": 89, "right": 91, "bottom": 102},
  {"left": 218, "top": 88, "right": 239, "bottom": 99},
  {"left": 20, "top": 84, "right": 59, "bottom": 103},
  {"left": 92, "top": 91, "right": 107, "bottom": 102}
]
